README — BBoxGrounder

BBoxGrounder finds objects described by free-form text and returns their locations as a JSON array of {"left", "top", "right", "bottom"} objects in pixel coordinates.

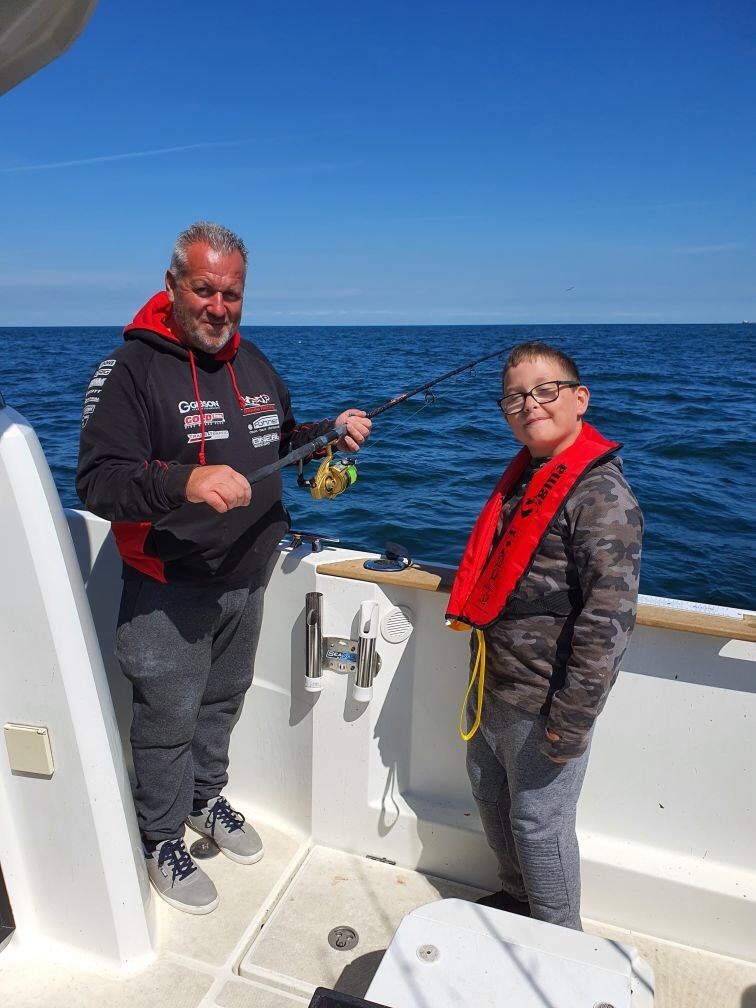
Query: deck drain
[
  {"left": 189, "top": 836, "right": 220, "bottom": 860},
  {"left": 328, "top": 926, "right": 359, "bottom": 951},
  {"left": 416, "top": 944, "right": 440, "bottom": 963}
]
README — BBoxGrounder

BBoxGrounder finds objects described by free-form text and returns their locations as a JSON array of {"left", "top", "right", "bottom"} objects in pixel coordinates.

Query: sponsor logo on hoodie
[
  {"left": 82, "top": 360, "right": 117, "bottom": 426},
  {"left": 242, "top": 393, "right": 277, "bottom": 417},
  {"left": 187, "top": 430, "right": 230, "bottom": 444},
  {"left": 250, "top": 413, "right": 280, "bottom": 431},
  {"left": 250, "top": 432, "right": 280, "bottom": 448},
  {"left": 178, "top": 399, "right": 221, "bottom": 414},
  {"left": 184, "top": 412, "right": 226, "bottom": 430}
]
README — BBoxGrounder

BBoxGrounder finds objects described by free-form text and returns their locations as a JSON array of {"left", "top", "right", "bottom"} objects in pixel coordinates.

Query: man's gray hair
[{"left": 169, "top": 221, "right": 248, "bottom": 277}]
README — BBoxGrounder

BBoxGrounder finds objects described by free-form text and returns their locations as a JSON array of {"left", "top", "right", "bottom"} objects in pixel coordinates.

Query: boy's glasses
[{"left": 498, "top": 381, "right": 581, "bottom": 416}]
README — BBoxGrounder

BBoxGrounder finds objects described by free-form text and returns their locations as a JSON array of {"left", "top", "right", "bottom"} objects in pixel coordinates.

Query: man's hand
[
  {"left": 545, "top": 728, "right": 569, "bottom": 764},
  {"left": 185, "top": 465, "right": 251, "bottom": 513},
  {"left": 334, "top": 409, "right": 372, "bottom": 453}
]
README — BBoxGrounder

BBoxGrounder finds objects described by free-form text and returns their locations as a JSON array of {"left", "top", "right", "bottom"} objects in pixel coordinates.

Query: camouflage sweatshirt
[{"left": 480, "top": 454, "right": 643, "bottom": 761}]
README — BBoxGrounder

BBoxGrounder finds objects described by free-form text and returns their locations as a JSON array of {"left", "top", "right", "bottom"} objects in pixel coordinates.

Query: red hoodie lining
[{"left": 123, "top": 291, "right": 241, "bottom": 360}]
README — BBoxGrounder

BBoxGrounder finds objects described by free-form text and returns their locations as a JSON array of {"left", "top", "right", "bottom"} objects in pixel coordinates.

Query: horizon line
[{"left": 0, "top": 320, "right": 751, "bottom": 329}]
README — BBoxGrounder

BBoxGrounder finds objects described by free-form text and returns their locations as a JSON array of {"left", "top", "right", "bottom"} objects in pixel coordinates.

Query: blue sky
[{"left": 1, "top": 0, "right": 754, "bottom": 325}]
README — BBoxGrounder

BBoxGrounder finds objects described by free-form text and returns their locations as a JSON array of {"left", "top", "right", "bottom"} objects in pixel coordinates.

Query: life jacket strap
[{"left": 459, "top": 629, "right": 486, "bottom": 742}]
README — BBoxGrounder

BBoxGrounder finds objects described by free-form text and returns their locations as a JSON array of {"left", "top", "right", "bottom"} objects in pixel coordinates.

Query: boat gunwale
[{"left": 314, "top": 557, "right": 756, "bottom": 642}]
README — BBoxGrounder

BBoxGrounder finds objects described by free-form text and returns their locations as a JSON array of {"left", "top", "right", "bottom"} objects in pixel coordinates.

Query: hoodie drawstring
[
  {"left": 188, "top": 351, "right": 207, "bottom": 466},
  {"left": 187, "top": 357, "right": 249, "bottom": 467},
  {"left": 226, "top": 362, "right": 247, "bottom": 411}
]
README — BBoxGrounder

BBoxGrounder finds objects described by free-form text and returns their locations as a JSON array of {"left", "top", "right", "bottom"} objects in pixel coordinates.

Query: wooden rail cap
[
  {"left": 315, "top": 558, "right": 454, "bottom": 593},
  {"left": 315, "top": 559, "right": 756, "bottom": 643},
  {"left": 635, "top": 604, "right": 756, "bottom": 642}
]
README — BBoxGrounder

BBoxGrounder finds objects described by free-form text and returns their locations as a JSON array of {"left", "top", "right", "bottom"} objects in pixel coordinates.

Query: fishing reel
[{"left": 298, "top": 444, "right": 358, "bottom": 500}]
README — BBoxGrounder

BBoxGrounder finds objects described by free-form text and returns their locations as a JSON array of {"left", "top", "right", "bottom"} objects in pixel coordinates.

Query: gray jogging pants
[
  {"left": 116, "top": 578, "right": 265, "bottom": 846},
  {"left": 466, "top": 692, "right": 593, "bottom": 930}
]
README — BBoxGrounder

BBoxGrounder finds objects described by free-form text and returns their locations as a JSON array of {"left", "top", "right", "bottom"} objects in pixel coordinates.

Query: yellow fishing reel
[{"left": 298, "top": 444, "right": 358, "bottom": 500}]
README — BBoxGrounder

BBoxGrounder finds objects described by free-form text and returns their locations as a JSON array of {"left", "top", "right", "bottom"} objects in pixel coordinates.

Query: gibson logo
[{"left": 178, "top": 399, "right": 220, "bottom": 414}]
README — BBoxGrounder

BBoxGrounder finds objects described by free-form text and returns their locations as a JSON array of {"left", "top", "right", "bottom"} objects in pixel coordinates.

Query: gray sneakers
[
  {"left": 186, "top": 795, "right": 264, "bottom": 864},
  {"left": 145, "top": 837, "right": 219, "bottom": 915}
]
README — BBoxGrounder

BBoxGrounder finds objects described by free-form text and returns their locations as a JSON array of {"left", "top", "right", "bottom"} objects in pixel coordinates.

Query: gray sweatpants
[
  {"left": 466, "top": 692, "right": 592, "bottom": 930},
  {"left": 116, "top": 578, "right": 265, "bottom": 846}
]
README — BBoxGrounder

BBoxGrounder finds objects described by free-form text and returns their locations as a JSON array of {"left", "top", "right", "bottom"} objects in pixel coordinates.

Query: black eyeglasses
[{"left": 498, "top": 380, "right": 580, "bottom": 416}]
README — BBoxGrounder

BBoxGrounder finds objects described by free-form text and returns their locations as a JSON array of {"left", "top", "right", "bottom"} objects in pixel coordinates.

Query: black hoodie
[{"left": 76, "top": 292, "right": 333, "bottom": 585}]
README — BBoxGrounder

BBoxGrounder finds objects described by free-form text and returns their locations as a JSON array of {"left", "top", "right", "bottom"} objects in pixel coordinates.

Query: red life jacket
[{"left": 446, "top": 422, "right": 620, "bottom": 630}]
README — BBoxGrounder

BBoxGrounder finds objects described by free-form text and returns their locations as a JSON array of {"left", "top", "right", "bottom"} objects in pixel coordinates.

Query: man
[{"left": 77, "top": 222, "right": 371, "bottom": 915}]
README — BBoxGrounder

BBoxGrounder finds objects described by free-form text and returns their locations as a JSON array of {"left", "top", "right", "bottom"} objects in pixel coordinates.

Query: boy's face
[{"left": 502, "top": 357, "right": 589, "bottom": 457}]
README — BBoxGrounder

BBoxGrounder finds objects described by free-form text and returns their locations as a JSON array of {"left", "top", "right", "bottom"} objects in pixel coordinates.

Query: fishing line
[
  {"left": 246, "top": 345, "right": 508, "bottom": 498},
  {"left": 359, "top": 390, "right": 436, "bottom": 456}
]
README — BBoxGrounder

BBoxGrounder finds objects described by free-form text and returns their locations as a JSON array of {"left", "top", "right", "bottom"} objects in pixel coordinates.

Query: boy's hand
[{"left": 545, "top": 728, "right": 569, "bottom": 764}]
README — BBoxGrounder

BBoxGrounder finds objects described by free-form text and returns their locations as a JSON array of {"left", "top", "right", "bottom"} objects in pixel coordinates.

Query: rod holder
[
  {"left": 353, "top": 600, "right": 379, "bottom": 702},
  {"left": 304, "top": 592, "right": 323, "bottom": 692}
]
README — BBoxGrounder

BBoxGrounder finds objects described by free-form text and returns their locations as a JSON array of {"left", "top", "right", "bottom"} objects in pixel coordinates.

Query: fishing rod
[
  {"left": 364, "top": 346, "right": 508, "bottom": 420},
  {"left": 246, "top": 345, "right": 508, "bottom": 499}
]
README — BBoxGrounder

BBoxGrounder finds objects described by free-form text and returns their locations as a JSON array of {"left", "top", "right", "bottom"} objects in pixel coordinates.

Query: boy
[{"left": 446, "top": 341, "right": 643, "bottom": 930}]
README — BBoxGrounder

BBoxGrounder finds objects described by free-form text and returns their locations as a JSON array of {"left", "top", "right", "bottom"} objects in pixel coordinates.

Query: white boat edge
[{"left": 1, "top": 403, "right": 754, "bottom": 990}]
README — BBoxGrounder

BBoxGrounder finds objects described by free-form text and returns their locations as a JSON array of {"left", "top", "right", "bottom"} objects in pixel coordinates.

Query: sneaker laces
[
  {"left": 206, "top": 796, "right": 246, "bottom": 835},
  {"left": 157, "top": 838, "right": 197, "bottom": 883}
]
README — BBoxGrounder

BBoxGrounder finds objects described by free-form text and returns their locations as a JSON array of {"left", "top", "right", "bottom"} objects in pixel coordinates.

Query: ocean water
[{"left": 1, "top": 324, "right": 754, "bottom": 610}]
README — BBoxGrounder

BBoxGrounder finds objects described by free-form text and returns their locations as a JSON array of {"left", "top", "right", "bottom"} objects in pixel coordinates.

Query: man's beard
[{"left": 172, "top": 299, "right": 235, "bottom": 354}]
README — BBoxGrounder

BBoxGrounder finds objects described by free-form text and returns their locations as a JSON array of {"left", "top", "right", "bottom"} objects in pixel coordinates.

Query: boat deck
[{"left": 2, "top": 816, "right": 755, "bottom": 1008}]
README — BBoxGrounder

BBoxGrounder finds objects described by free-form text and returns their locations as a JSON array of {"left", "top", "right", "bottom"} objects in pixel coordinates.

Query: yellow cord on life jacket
[{"left": 458, "top": 628, "right": 486, "bottom": 741}]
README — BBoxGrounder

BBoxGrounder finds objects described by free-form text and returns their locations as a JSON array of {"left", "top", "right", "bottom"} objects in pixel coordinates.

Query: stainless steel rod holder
[
  {"left": 304, "top": 592, "right": 323, "bottom": 692},
  {"left": 354, "top": 601, "right": 379, "bottom": 702}
]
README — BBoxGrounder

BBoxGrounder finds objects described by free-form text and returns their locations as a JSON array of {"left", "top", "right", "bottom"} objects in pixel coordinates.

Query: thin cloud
[
  {"left": 0, "top": 269, "right": 151, "bottom": 288},
  {"left": 0, "top": 142, "right": 233, "bottom": 173},
  {"left": 251, "top": 288, "right": 365, "bottom": 299},
  {"left": 609, "top": 310, "right": 665, "bottom": 318},
  {"left": 285, "top": 159, "right": 364, "bottom": 175},
  {"left": 264, "top": 308, "right": 402, "bottom": 317}
]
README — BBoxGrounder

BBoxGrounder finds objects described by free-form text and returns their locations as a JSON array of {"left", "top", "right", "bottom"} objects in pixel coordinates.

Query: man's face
[
  {"left": 165, "top": 242, "right": 246, "bottom": 354},
  {"left": 503, "top": 357, "right": 589, "bottom": 457}
]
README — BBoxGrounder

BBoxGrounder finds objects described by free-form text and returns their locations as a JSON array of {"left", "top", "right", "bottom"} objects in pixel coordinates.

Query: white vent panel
[{"left": 380, "top": 605, "right": 414, "bottom": 644}]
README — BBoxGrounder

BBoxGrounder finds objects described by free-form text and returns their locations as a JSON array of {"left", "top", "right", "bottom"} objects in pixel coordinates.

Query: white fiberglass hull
[{"left": 0, "top": 404, "right": 754, "bottom": 1006}]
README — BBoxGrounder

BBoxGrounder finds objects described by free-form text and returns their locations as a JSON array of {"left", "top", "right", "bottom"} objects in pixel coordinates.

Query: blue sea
[{"left": 2, "top": 324, "right": 754, "bottom": 610}]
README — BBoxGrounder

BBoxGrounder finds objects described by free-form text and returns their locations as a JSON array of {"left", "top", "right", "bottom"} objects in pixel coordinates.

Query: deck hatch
[{"left": 327, "top": 925, "right": 359, "bottom": 951}]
